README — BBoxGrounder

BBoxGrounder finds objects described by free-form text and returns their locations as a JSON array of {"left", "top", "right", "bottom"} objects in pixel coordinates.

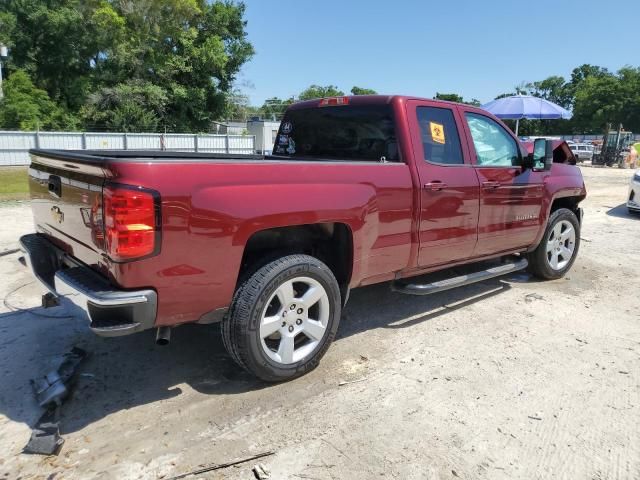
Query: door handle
[
  {"left": 482, "top": 181, "right": 501, "bottom": 190},
  {"left": 424, "top": 181, "right": 447, "bottom": 191}
]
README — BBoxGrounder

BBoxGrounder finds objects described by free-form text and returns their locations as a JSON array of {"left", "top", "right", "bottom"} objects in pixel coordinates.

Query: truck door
[
  {"left": 458, "top": 109, "right": 544, "bottom": 256},
  {"left": 406, "top": 100, "right": 480, "bottom": 267}
]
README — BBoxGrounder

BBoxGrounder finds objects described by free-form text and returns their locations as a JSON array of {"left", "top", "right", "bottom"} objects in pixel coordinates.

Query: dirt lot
[{"left": 0, "top": 167, "right": 638, "bottom": 480}]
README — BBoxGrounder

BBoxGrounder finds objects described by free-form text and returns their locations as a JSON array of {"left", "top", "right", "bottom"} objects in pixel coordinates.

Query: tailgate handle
[{"left": 48, "top": 175, "right": 62, "bottom": 197}]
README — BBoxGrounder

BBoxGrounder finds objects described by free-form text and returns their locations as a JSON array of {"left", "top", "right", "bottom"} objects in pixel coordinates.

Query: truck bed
[{"left": 27, "top": 146, "right": 415, "bottom": 329}]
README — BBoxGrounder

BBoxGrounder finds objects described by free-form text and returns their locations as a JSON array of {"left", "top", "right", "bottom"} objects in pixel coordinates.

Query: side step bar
[{"left": 391, "top": 257, "right": 528, "bottom": 296}]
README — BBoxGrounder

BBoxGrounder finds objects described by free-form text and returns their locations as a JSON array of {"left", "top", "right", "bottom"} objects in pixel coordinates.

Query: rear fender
[{"left": 191, "top": 182, "right": 379, "bottom": 286}]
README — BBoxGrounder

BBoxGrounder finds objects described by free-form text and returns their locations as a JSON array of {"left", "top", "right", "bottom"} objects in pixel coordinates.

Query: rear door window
[
  {"left": 274, "top": 105, "right": 399, "bottom": 162},
  {"left": 416, "top": 106, "right": 464, "bottom": 165}
]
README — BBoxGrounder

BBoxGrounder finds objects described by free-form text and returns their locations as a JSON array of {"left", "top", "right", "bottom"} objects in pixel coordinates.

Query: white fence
[{"left": 0, "top": 131, "right": 256, "bottom": 166}]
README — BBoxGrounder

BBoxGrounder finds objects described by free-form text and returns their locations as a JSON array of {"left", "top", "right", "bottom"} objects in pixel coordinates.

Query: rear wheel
[
  {"left": 222, "top": 254, "right": 341, "bottom": 382},
  {"left": 525, "top": 208, "right": 580, "bottom": 280}
]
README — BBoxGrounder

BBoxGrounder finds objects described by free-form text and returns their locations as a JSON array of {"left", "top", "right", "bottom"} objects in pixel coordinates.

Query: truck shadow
[
  {"left": 0, "top": 274, "right": 518, "bottom": 435},
  {"left": 339, "top": 278, "right": 511, "bottom": 337}
]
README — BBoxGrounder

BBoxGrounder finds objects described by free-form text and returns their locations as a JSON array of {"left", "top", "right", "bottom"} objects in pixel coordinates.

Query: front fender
[{"left": 530, "top": 164, "right": 586, "bottom": 249}]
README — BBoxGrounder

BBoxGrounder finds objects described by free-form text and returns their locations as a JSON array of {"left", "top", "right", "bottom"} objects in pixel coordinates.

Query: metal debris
[
  {"left": 338, "top": 377, "right": 367, "bottom": 386},
  {"left": 167, "top": 451, "right": 275, "bottom": 480},
  {"left": 253, "top": 463, "right": 271, "bottom": 479},
  {"left": 24, "top": 347, "right": 88, "bottom": 456},
  {"left": 23, "top": 407, "right": 64, "bottom": 456},
  {"left": 524, "top": 293, "right": 544, "bottom": 303},
  {"left": 31, "top": 347, "right": 88, "bottom": 408}
]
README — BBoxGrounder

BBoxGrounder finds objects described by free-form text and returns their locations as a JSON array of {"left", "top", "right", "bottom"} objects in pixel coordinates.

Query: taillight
[
  {"left": 103, "top": 185, "right": 159, "bottom": 261},
  {"left": 318, "top": 96, "right": 349, "bottom": 107}
]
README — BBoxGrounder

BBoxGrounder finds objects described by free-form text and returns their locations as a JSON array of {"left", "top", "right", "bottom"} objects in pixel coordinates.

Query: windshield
[{"left": 274, "top": 105, "right": 399, "bottom": 162}]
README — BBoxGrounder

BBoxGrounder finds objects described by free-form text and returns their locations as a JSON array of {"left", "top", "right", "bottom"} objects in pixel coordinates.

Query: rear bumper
[{"left": 19, "top": 234, "right": 157, "bottom": 337}]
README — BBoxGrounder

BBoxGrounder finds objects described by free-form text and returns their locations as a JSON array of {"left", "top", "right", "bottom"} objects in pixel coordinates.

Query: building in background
[{"left": 247, "top": 119, "right": 280, "bottom": 154}]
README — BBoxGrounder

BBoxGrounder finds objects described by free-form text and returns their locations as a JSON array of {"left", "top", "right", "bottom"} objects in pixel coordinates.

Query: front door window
[{"left": 465, "top": 113, "right": 520, "bottom": 167}]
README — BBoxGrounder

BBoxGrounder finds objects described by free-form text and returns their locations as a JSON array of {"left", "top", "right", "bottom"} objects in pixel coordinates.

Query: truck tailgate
[{"left": 28, "top": 151, "right": 107, "bottom": 269}]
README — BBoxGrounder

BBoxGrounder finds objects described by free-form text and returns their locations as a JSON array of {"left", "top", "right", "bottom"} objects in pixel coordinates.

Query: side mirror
[{"left": 531, "top": 138, "right": 553, "bottom": 171}]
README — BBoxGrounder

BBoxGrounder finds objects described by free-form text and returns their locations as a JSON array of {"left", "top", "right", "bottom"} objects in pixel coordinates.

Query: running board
[{"left": 391, "top": 257, "right": 528, "bottom": 296}]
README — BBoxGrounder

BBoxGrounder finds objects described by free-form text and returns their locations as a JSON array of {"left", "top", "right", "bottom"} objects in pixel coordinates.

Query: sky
[{"left": 237, "top": 0, "right": 638, "bottom": 106}]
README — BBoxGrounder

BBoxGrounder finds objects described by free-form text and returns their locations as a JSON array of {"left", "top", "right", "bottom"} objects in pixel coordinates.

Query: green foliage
[
  {"left": 298, "top": 85, "right": 345, "bottom": 101},
  {"left": 0, "top": 70, "right": 78, "bottom": 130},
  {"left": 0, "top": 0, "right": 253, "bottom": 132},
  {"left": 434, "top": 92, "right": 481, "bottom": 106},
  {"left": 350, "top": 86, "right": 377, "bottom": 95},
  {"left": 260, "top": 96, "right": 295, "bottom": 121},
  {"left": 495, "top": 64, "right": 640, "bottom": 135},
  {"left": 434, "top": 92, "right": 463, "bottom": 103},
  {"left": 224, "top": 91, "right": 261, "bottom": 122},
  {"left": 82, "top": 81, "right": 169, "bottom": 132},
  {"left": 573, "top": 67, "right": 640, "bottom": 133}
]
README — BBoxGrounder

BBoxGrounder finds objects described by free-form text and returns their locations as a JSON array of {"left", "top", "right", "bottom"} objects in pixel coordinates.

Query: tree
[
  {"left": 81, "top": 81, "right": 168, "bottom": 132},
  {"left": 434, "top": 92, "right": 463, "bottom": 103},
  {"left": 572, "top": 67, "right": 640, "bottom": 133},
  {"left": 350, "top": 86, "right": 377, "bottom": 95},
  {"left": 260, "top": 97, "right": 295, "bottom": 121},
  {"left": 298, "top": 85, "right": 344, "bottom": 101},
  {"left": 0, "top": 0, "right": 254, "bottom": 131},
  {"left": 0, "top": 70, "right": 77, "bottom": 130},
  {"left": 527, "top": 76, "right": 572, "bottom": 108},
  {"left": 0, "top": 0, "right": 98, "bottom": 110},
  {"left": 434, "top": 92, "right": 480, "bottom": 106},
  {"left": 224, "top": 91, "right": 261, "bottom": 122},
  {"left": 568, "top": 64, "right": 611, "bottom": 92}
]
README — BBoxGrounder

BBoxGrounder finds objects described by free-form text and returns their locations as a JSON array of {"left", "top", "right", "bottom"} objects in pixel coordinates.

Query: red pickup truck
[{"left": 20, "top": 95, "right": 586, "bottom": 381}]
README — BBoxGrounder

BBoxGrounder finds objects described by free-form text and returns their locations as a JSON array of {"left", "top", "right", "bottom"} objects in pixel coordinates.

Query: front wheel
[
  {"left": 525, "top": 208, "right": 581, "bottom": 280},
  {"left": 221, "top": 254, "right": 341, "bottom": 382}
]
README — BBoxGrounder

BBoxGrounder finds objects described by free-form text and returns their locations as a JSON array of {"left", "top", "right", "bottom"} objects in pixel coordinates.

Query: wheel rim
[
  {"left": 259, "top": 276, "right": 330, "bottom": 365},
  {"left": 545, "top": 220, "right": 576, "bottom": 271}
]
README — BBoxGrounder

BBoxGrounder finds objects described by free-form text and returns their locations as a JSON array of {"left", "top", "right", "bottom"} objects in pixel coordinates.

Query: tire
[
  {"left": 221, "top": 254, "right": 341, "bottom": 382},
  {"left": 525, "top": 208, "right": 580, "bottom": 280}
]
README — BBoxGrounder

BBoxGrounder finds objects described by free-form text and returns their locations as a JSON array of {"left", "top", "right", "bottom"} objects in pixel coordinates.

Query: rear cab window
[{"left": 273, "top": 104, "right": 399, "bottom": 162}]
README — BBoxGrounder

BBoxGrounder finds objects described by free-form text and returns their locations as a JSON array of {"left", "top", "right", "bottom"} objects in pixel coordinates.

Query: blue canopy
[{"left": 480, "top": 95, "right": 572, "bottom": 135}]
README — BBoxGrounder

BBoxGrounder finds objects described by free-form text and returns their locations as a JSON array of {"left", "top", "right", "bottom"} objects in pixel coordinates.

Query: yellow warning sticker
[{"left": 429, "top": 122, "right": 446, "bottom": 144}]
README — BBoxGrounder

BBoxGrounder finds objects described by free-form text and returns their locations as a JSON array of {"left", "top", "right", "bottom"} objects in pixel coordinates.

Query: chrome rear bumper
[{"left": 19, "top": 234, "right": 157, "bottom": 337}]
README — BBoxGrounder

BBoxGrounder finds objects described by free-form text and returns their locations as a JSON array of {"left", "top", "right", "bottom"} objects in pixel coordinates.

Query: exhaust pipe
[{"left": 155, "top": 326, "right": 171, "bottom": 346}]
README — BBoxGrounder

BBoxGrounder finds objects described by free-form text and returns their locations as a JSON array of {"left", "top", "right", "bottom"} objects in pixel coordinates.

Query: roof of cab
[{"left": 286, "top": 95, "right": 468, "bottom": 111}]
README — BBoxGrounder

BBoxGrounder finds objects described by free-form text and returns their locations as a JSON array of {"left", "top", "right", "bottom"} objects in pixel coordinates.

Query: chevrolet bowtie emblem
[{"left": 50, "top": 206, "right": 64, "bottom": 224}]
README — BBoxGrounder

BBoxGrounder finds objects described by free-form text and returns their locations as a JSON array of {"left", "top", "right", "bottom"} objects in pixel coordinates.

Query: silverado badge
[{"left": 50, "top": 206, "right": 64, "bottom": 224}]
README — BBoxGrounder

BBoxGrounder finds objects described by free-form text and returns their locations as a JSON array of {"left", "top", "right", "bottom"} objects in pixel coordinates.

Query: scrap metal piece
[
  {"left": 31, "top": 371, "right": 67, "bottom": 408},
  {"left": 253, "top": 463, "right": 271, "bottom": 479},
  {"left": 23, "top": 408, "right": 64, "bottom": 456},
  {"left": 41, "top": 292, "right": 60, "bottom": 308},
  {"left": 167, "top": 451, "right": 275, "bottom": 480},
  {"left": 25, "top": 347, "right": 89, "bottom": 456},
  {"left": 30, "top": 347, "right": 88, "bottom": 408}
]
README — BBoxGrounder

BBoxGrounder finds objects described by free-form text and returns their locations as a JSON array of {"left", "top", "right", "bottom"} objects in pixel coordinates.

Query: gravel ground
[{"left": 0, "top": 167, "right": 638, "bottom": 480}]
